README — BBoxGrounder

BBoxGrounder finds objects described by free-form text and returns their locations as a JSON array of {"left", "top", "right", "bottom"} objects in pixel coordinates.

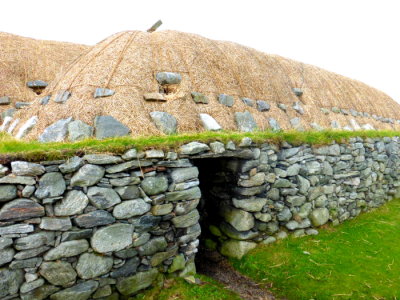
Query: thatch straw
[
  {"left": 0, "top": 32, "right": 89, "bottom": 114},
  {"left": 14, "top": 30, "right": 400, "bottom": 139}
]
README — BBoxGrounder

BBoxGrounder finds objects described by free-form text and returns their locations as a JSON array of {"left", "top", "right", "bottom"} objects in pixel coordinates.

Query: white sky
[{"left": 1, "top": 0, "right": 399, "bottom": 102}]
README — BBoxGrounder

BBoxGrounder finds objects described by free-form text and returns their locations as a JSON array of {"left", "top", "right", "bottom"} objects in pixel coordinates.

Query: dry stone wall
[{"left": 1, "top": 136, "right": 400, "bottom": 299}]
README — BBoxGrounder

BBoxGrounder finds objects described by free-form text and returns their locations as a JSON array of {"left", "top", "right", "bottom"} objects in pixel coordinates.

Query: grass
[
  {"left": 232, "top": 198, "right": 400, "bottom": 300},
  {"left": 1, "top": 129, "right": 400, "bottom": 161},
  {"left": 131, "top": 275, "right": 241, "bottom": 300}
]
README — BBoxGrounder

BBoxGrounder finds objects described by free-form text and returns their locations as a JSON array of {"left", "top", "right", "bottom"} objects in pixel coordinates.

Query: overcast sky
[{"left": 1, "top": 0, "right": 399, "bottom": 102}]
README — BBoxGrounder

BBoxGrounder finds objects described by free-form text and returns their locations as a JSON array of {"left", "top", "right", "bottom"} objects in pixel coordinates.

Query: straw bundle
[
  {"left": 0, "top": 32, "right": 89, "bottom": 114},
  {"left": 14, "top": 30, "right": 400, "bottom": 139}
]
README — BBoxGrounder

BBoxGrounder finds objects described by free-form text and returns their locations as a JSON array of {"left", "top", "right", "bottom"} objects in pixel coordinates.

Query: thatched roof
[
  {"left": 12, "top": 30, "right": 400, "bottom": 139},
  {"left": 0, "top": 32, "right": 89, "bottom": 114}
]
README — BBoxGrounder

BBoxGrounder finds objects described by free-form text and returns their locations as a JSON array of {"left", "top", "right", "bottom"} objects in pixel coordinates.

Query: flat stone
[
  {"left": 286, "top": 195, "right": 306, "bottom": 206},
  {"left": 0, "top": 224, "right": 34, "bottom": 235},
  {"left": 220, "top": 240, "right": 256, "bottom": 259},
  {"left": 220, "top": 222, "right": 259, "bottom": 240},
  {"left": 156, "top": 72, "right": 182, "bottom": 85},
  {"left": 292, "top": 88, "right": 303, "bottom": 96},
  {"left": 179, "top": 142, "right": 210, "bottom": 155},
  {"left": 138, "top": 237, "right": 167, "bottom": 256},
  {"left": 199, "top": 113, "right": 221, "bottom": 131},
  {"left": 50, "top": 280, "right": 99, "bottom": 300},
  {"left": 20, "top": 278, "right": 45, "bottom": 293},
  {"left": 40, "top": 95, "right": 51, "bottom": 105},
  {"left": 106, "top": 160, "right": 151, "bottom": 173},
  {"left": 92, "top": 285, "right": 112, "bottom": 298},
  {"left": 218, "top": 94, "right": 234, "bottom": 107},
  {"left": 74, "top": 210, "right": 115, "bottom": 228},
  {"left": 15, "top": 231, "right": 55, "bottom": 250},
  {"left": 309, "top": 208, "right": 330, "bottom": 226},
  {"left": 235, "top": 111, "right": 257, "bottom": 132},
  {"left": 44, "top": 239, "right": 89, "bottom": 260},
  {"left": 171, "top": 167, "right": 199, "bottom": 183},
  {"left": 0, "top": 96, "right": 11, "bottom": 105},
  {"left": 0, "top": 175, "right": 35, "bottom": 185},
  {"left": 71, "top": 164, "right": 105, "bottom": 187},
  {"left": 171, "top": 209, "right": 200, "bottom": 228},
  {"left": 277, "top": 103, "right": 287, "bottom": 111},
  {"left": 22, "top": 185, "right": 35, "bottom": 197},
  {"left": 9, "top": 257, "right": 41, "bottom": 269},
  {"left": 114, "top": 248, "right": 138, "bottom": 259},
  {"left": 61, "top": 229, "right": 92, "bottom": 242},
  {"left": 59, "top": 156, "right": 84, "bottom": 174},
  {"left": 116, "top": 268, "right": 158, "bottom": 296},
  {"left": 40, "top": 217, "right": 72, "bottom": 231},
  {"left": 0, "top": 268, "right": 24, "bottom": 298},
  {"left": 241, "top": 97, "right": 254, "bottom": 107},
  {"left": 191, "top": 92, "right": 208, "bottom": 104},
  {"left": 21, "top": 284, "right": 60, "bottom": 300},
  {"left": 221, "top": 207, "right": 254, "bottom": 231},
  {"left": 11, "top": 161, "right": 45, "bottom": 176},
  {"left": 91, "top": 223, "right": 133, "bottom": 253},
  {"left": 0, "top": 198, "right": 44, "bottom": 221},
  {"left": 238, "top": 173, "right": 265, "bottom": 187},
  {"left": 94, "top": 115, "right": 131, "bottom": 139},
  {"left": 40, "top": 261, "right": 77, "bottom": 286},
  {"left": 174, "top": 199, "right": 200, "bottom": 215},
  {"left": 113, "top": 199, "right": 151, "bottom": 219},
  {"left": 269, "top": 118, "right": 281, "bottom": 131},
  {"left": 143, "top": 92, "right": 166, "bottom": 101},
  {"left": 256, "top": 100, "right": 270, "bottom": 112},
  {"left": 0, "top": 248, "right": 14, "bottom": 266},
  {"left": 140, "top": 176, "right": 168, "bottom": 195},
  {"left": 7, "top": 118, "right": 19, "bottom": 134},
  {"left": 0, "top": 185, "right": 17, "bottom": 202},
  {"left": 150, "top": 111, "right": 177, "bottom": 134},
  {"left": 27, "top": 80, "right": 48, "bottom": 88},
  {"left": 292, "top": 101, "right": 304, "bottom": 114},
  {"left": 94, "top": 88, "right": 115, "bottom": 98},
  {"left": 151, "top": 203, "right": 173, "bottom": 215},
  {"left": 310, "top": 122, "right": 324, "bottom": 131},
  {"left": 83, "top": 154, "right": 122, "bottom": 165},
  {"left": 54, "top": 90, "right": 71, "bottom": 103},
  {"left": 232, "top": 197, "right": 267, "bottom": 212},
  {"left": 0, "top": 237, "right": 13, "bottom": 250},
  {"left": 87, "top": 186, "right": 121, "bottom": 209},
  {"left": 76, "top": 253, "right": 113, "bottom": 279},
  {"left": 67, "top": 120, "right": 94, "bottom": 142},
  {"left": 114, "top": 185, "right": 140, "bottom": 199},
  {"left": 39, "top": 117, "right": 73, "bottom": 142},
  {"left": 17, "top": 115, "right": 38, "bottom": 139},
  {"left": 54, "top": 190, "right": 89, "bottom": 216},
  {"left": 165, "top": 187, "right": 201, "bottom": 202},
  {"left": 150, "top": 246, "right": 178, "bottom": 266},
  {"left": 110, "top": 257, "right": 140, "bottom": 278},
  {"left": 145, "top": 149, "right": 164, "bottom": 158},
  {"left": 34, "top": 172, "right": 66, "bottom": 199}
]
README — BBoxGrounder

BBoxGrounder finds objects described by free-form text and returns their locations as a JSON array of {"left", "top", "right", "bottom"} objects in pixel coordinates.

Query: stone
[
  {"left": 310, "top": 122, "right": 324, "bottom": 131},
  {"left": 238, "top": 173, "right": 265, "bottom": 187},
  {"left": 67, "top": 120, "right": 94, "bottom": 141},
  {"left": 15, "top": 232, "right": 55, "bottom": 250},
  {"left": 256, "top": 100, "right": 270, "bottom": 112},
  {"left": 122, "top": 148, "right": 137, "bottom": 160},
  {"left": 94, "top": 115, "right": 131, "bottom": 139},
  {"left": 210, "top": 141, "right": 225, "bottom": 153},
  {"left": 151, "top": 203, "right": 174, "bottom": 216},
  {"left": 171, "top": 167, "right": 199, "bottom": 183},
  {"left": 254, "top": 212, "right": 272, "bottom": 222},
  {"left": 232, "top": 197, "right": 267, "bottom": 212},
  {"left": 221, "top": 207, "right": 254, "bottom": 231},
  {"left": 113, "top": 199, "right": 151, "bottom": 219},
  {"left": 40, "top": 95, "right": 51, "bottom": 105},
  {"left": 0, "top": 248, "right": 14, "bottom": 266},
  {"left": 40, "top": 261, "right": 77, "bottom": 286},
  {"left": 76, "top": 253, "right": 113, "bottom": 279},
  {"left": 54, "top": 190, "right": 89, "bottom": 216},
  {"left": 297, "top": 175, "right": 310, "bottom": 194},
  {"left": 150, "top": 246, "right": 178, "bottom": 266},
  {"left": 7, "top": 118, "right": 19, "bottom": 134},
  {"left": 35, "top": 172, "right": 66, "bottom": 199},
  {"left": 0, "top": 116, "right": 12, "bottom": 132},
  {"left": 292, "top": 88, "right": 303, "bottom": 96},
  {"left": 268, "top": 118, "right": 281, "bottom": 131},
  {"left": 10, "top": 257, "right": 40, "bottom": 269},
  {"left": 166, "top": 187, "right": 201, "bottom": 202},
  {"left": 58, "top": 156, "right": 84, "bottom": 174},
  {"left": 116, "top": 268, "right": 158, "bottom": 296},
  {"left": 0, "top": 268, "right": 24, "bottom": 298},
  {"left": 290, "top": 117, "right": 304, "bottom": 131},
  {"left": 83, "top": 154, "right": 122, "bottom": 165},
  {"left": 92, "top": 285, "right": 112, "bottom": 298},
  {"left": 54, "top": 90, "right": 71, "bottom": 103},
  {"left": 109, "top": 176, "right": 140, "bottom": 186},
  {"left": 350, "top": 119, "right": 361, "bottom": 130},
  {"left": 105, "top": 160, "right": 149, "bottom": 173},
  {"left": 277, "top": 207, "right": 292, "bottom": 221},
  {"left": 20, "top": 278, "right": 45, "bottom": 294},
  {"left": 39, "top": 117, "right": 73, "bottom": 142},
  {"left": 309, "top": 208, "right": 330, "bottom": 226},
  {"left": 22, "top": 185, "right": 35, "bottom": 197},
  {"left": 0, "top": 96, "right": 11, "bottom": 105},
  {"left": 16, "top": 116, "right": 38, "bottom": 139},
  {"left": 169, "top": 254, "right": 186, "bottom": 273},
  {"left": 199, "top": 113, "right": 222, "bottom": 131},
  {"left": 277, "top": 103, "right": 287, "bottom": 112},
  {"left": 191, "top": 92, "right": 208, "bottom": 104},
  {"left": 174, "top": 199, "right": 200, "bottom": 215},
  {"left": 110, "top": 257, "right": 140, "bottom": 278},
  {"left": 61, "top": 229, "right": 93, "bottom": 242},
  {"left": 0, "top": 199, "right": 44, "bottom": 221},
  {"left": 44, "top": 239, "right": 89, "bottom": 261},
  {"left": 74, "top": 210, "right": 115, "bottom": 228},
  {"left": 87, "top": 186, "right": 121, "bottom": 209},
  {"left": 293, "top": 101, "right": 304, "bottom": 114},
  {"left": 171, "top": 209, "right": 200, "bottom": 228},
  {"left": 313, "top": 144, "right": 340, "bottom": 156},
  {"left": 11, "top": 161, "right": 45, "bottom": 176},
  {"left": 138, "top": 237, "right": 167, "bottom": 256},
  {"left": 218, "top": 94, "right": 234, "bottom": 107},
  {"left": 156, "top": 72, "right": 182, "bottom": 85},
  {"left": 0, "top": 224, "right": 34, "bottom": 235},
  {"left": 145, "top": 149, "right": 164, "bottom": 158},
  {"left": 140, "top": 176, "right": 168, "bottom": 195},
  {"left": 235, "top": 111, "right": 257, "bottom": 132},
  {"left": 50, "top": 280, "right": 99, "bottom": 300},
  {"left": 143, "top": 92, "right": 166, "bottom": 101},
  {"left": 287, "top": 164, "right": 301, "bottom": 176},
  {"left": 179, "top": 142, "right": 210, "bottom": 155},
  {"left": 91, "top": 223, "right": 133, "bottom": 253},
  {"left": 40, "top": 217, "right": 72, "bottom": 231},
  {"left": 94, "top": 88, "right": 115, "bottom": 98},
  {"left": 21, "top": 284, "right": 60, "bottom": 300},
  {"left": 239, "top": 137, "right": 252, "bottom": 147},
  {"left": 286, "top": 195, "right": 306, "bottom": 206},
  {"left": 0, "top": 185, "right": 17, "bottom": 202},
  {"left": 150, "top": 111, "right": 177, "bottom": 134},
  {"left": 321, "top": 108, "right": 330, "bottom": 114},
  {"left": 220, "top": 240, "right": 257, "bottom": 259},
  {"left": 0, "top": 237, "right": 12, "bottom": 250},
  {"left": 114, "top": 185, "right": 140, "bottom": 199},
  {"left": 220, "top": 222, "right": 258, "bottom": 240},
  {"left": 0, "top": 174, "right": 35, "bottom": 185}
]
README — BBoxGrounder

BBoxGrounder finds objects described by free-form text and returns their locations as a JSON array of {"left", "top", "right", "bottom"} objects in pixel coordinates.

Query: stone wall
[{"left": 1, "top": 136, "right": 400, "bottom": 299}]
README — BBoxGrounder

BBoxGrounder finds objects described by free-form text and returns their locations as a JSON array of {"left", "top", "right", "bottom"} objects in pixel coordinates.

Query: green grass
[
  {"left": 232, "top": 199, "right": 400, "bottom": 300},
  {"left": 1, "top": 129, "right": 400, "bottom": 161},
  {"left": 131, "top": 275, "right": 241, "bottom": 300}
]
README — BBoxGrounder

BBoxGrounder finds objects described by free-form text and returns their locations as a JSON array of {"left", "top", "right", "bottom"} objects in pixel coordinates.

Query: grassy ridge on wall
[{"left": 1, "top": 130, "right": 400, "bottom": 162}]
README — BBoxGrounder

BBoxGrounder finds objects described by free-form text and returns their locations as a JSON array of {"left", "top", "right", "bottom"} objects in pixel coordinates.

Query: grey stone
[
  {"left": 171, "top": 167, "right": 199, "bottom": 183},
  {"left": 0, "top": 268, "right": 24, "bottom": 298},
  {"left": 313, "top": 144, "right": 340, "bottom": 156},
  {"left": 309, "top": 208, "right": 330, "bottom": 226},
  {"left": 15, "top": 232, "right": 55, "bottom": 250},
  {"left": 94, "top": 116, "right": 131, "bottom": 139},
  {"left": 11, "top": 161, "right": 45, "bottom": 176},
  {"left": 0, "top": 237, "right": 12, "bottom": 250},
  {"left": 59, "top": 156, "right": 84, "bottom": 174},
  {"left": 67, "top": 120, "right": 94, "bottom": 142},
  {"left": 165, "top": 187, "right": 201, "bottom": 202},
  {"left": 310, "top": 122, "right": 324, "bottom": 131},
  {"left": 238, "top": 173, "right": 265, "bottom": 187},
  {"left": 122, "top": 148, "right": 137, "bottom": 160},
  {"left": 113, "top": 199, "right": 151, "bottom": 219},
  {"left": 40, "top": 261, "right": 77, "bottom": 286},
  {"left": 199, "top": 113, "right": 221, "bottom": 131},
  {"left": 140, "top": 176, "right": 168, "bottom": 195},
  {"left": 39, "top": 117, "right": 73, "bottom": 142},
  {"left": 76, "top": 253, "right": 113, "bottom": 279},
  {"left": 0, "top": 96, "right": 11, "bottom": 105},
  {"left": 116, "top": 269, "right": 158, "bottom": 296},
  {"left": 40, "top": 217, "right": 72, "bottom": 231},
  {"left": 50, "top": 280, "right": 99, "bottom": 300},
  {"left": 114, "top": 248, "right": 138, "bottom": 259},
  {"left": 150, "top": 111, "right": 177, "bottom": 134},
  {"left": 138, "top": 237, "right": 167, "bottom": 256},
  {"left": 143, "top": 92, "right": 165, "bottom": 101},
  {"left": 22, "top": 185, "right": 35, "bottom": 197},
  {"left": 277, "top": 103, "right": 287, "bottom": 112},
  {"left": 221, "top": 207, "right": 254, "bottom": 231},
  {"left": 40, "top": 95, "right": 51, "bottom": 105},
  {"left": 191, "top": 92, "right": 208, "bottom": 104},
  {"left": 74, "top": 210, "right": 115, "bottom": 228},
  {"left": 114, "top": 185, "right": 140, "bottom": 199},
  {"left": 110, "top": 257, "right": 140, "bottom": 278},
  {"left": 94, "top": 88, "right": 115, "bottom": 98},
  {"left": 174, "top": 198, "right": 200, "bottom": 215},
  {"left": 172, "top": 209, "right": 200, "bottom": 228},
  {"left": 218, "top": 94, "right": 234, "bottom": 107},
  {"left": 156, "top": 72, "right": 182, "bottom": 85},
  {"left": 292, "top": 88, "right": 303, "bottom": 96},
  {"left": 87, "top": 186, "right": 121, "bottom": 209},
  {"left": 290, "top": 117, "right": 304, "bottom": 131},
  {"left": 268, "top": 118, "right": 281, "bottom": 131},
  {"left": 219, "top": 222, "right": 258, "bottom": 240},
  {"left": 179, "top": 142, "right": 210, "bottom": 155},
  {"left": 0, "top": 199, "right": 44, "bottom": 221},
  {"left": 220, "top": 240, "right": 256, "bottom": 259},
  {"left": 297, "top": 175, "right": 310, "bottom": 194},
  {"left": 241, "top": 97, "right": 254, "bottom": 107},
  {"left": 286, "top": 195, "right": 306, "bottom": 206},
  {"left": 293, "top": 101, "right": 304, "bottom": 114},
  {"left": 235, "top": 111, "right": 257, "bottom": 132},
  {"left": 254, "top": 212, "right": 272, "bottom": 222},
  {"left": 20, "top": 284, "right": 60, "bottom": 300},
  {"left": 0, "top": 175, "right": 35, "bottom": 185},
  {"left": 151, "top": 203, "right": 174, "bottom": 215},
  {"left": 91, "top": 223, "right": 133, "bottom": 253},
  {"left": 145, "top": 149, "right": 164, "bottom": 158},
  {"left": 61, "top": 229, "right": 93, "bottom": 242},
  {"left": 321, "top": 108, "right": 330, "bottom": 114},
  {"left": 54, "top": 190, "right": 89, "bottom": 216},
  {"left": 0, "top": 248, "right": 14, "bottom": 266},
  {"left": 232, "top": 197, "right": 267, "bottom": 212},
  {"left": 20, "top": 278, "right": 45, "bottom": 293},
  {"left": 83, "top": 154, "right": 122, "bottom": 165},
  {"left": 16, "top": 116, "right": 38, "bottom": 139},
  {"left": 34, "top": 172, "right": 66, "bottom": 199},
  {"left": 27, "top": 80, "right": 48, "bottom": 88},
  {"left": 0, "top": 185, "right": 17, "bottom": 202},
  {"left": 256, "top": 100, "right": 270, "bottom": 112},
  {"left": 0, "top": 224, "right": 34, "bottom": 235},
  {"left": 133, "top": 232, "right": 151, "bottom": 247},
  {"left": 92, "top": 285, "right": 112, "bottom": 298},
  {"left": 277, "top": 207, "right": 292, "bottom": 221},
  {"left": 105, "top": 160, "right": 150, "bottom": 173},
  {"left": 44, "top": 239, "right": 89, "bottom": 261},
  {"left": 210, "top": 141, "right": 225, "bottom": 153},
  {"left": 54, "top": 90, "right": 71, "bottom": 103},
  {"left": 109, "top": 176, "right": 140, "bottom": 186},
  {"left": 287, "top": 164, "right": 301, "bottom": 176}
]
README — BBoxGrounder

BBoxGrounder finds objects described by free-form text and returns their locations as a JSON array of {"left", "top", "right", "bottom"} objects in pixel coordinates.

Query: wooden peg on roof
[{"left": 147, "top": 20, "right": 162, "bottom": 33}]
